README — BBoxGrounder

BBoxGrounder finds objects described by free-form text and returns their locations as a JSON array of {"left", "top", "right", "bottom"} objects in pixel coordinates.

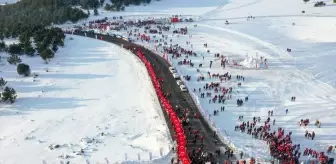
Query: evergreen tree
[
  {"left": 7, "top": 55, "right": 22, "bottom": 65},
  {"left": 104, "top": 3, "right": 112, "bottom": 10},
  {"left": 24, "top": 44, "right": 36, "bottom": 56},
  {"left": 94, "top": 8, "right": 99, "bottom": 15},
  {"left": 35, "top": 42, "right": 46, "bottom": 54},
  {"left": 0, "top": 41, "right": 6, "bottom": 52},
  {"left": 17, "top": 63, "right": 31, "bottom": 77},
  {"left": 4, "top": 31, "right": 10, "bottom": 38},
  {"left": 0, "top": 78, "right": 7, "bottom": 89},
  {"left": 100, "top": 0, "right": 105, "bottom": 6},
  {"left": 19, "top": 32, "right": 30, "bottom": 44},
  {"left": 0, "top": 0, "right": 88, "bottom": 33},
  {"left": 42, "top": 36, "right": 53, "bottom": 47},
  {"left": 8, "top": 44, "right": 23, "bottom": 55},
  {"left": 1, "top": 86, "right": 17, "bottom": 104},
  {"left": 52, "top": 43, "right": 59, "bottom": 53},
  {"left": 40, "top": 48, "right": 55, "bottom": 63}
]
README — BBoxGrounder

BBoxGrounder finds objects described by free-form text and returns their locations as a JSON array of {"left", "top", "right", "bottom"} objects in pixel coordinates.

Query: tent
[{"left": 171, "top": 17, "right": 179, "bottom": 23}]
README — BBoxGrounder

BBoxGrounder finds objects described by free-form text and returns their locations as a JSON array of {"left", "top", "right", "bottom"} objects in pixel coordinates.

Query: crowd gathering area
[{"left": 65, "top": 15, "right": 335, "bottom": 164}]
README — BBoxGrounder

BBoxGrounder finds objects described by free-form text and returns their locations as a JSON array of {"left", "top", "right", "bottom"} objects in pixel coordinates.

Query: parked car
[
  {"left": 180, "top": 85, "right": 188, "bottom": 92},
  {"left": 122, "top": 36, "right": 129, "bottom": 41},
  {"left": 172, "top": 73, "right": 180, "bottom": 79},
  {"left": 176, "top": 80, "right": 184, "bottom": 86},
  {"left": 169, "top": 67, "right": 176, "bottom": 73},
  {"left": 314, "top": 1, "right": 325, "bottom": 7}
]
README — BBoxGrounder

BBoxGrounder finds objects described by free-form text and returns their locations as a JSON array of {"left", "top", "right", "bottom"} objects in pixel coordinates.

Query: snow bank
[
  {"left": 0, "top": 35, "right": 171, "bottom": 163},
  {"left": 0, "top": 0, "right": 18, "bottom": 5}
]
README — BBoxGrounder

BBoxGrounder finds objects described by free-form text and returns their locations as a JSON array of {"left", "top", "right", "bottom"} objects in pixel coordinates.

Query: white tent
[{"left": 240, "top": 55, "right": 260, "bottom": 68}]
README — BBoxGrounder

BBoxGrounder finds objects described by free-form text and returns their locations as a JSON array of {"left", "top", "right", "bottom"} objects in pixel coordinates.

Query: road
[{"left": 70, "top": 32, "right": 236, "bottom": 163}]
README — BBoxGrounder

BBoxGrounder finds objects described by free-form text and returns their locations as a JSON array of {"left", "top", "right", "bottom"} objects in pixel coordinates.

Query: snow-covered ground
[
  {"left": 77, "top": 0, "right": 225, "bottom": 23},
  {"left": 0, "top": 0, "right": 18, "bottom": 5},
  {"left": 76, "top": 0, "right": 336, "bottom": 162},
  {"left": 0, "top": 35, "right": 171, "bottom": 163},
  {"left": 2, "top": 0, "right": 336, "bottom": 162}
]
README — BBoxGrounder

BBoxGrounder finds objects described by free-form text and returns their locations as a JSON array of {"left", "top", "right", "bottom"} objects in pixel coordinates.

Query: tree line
[
  {"left": 1, "top": 26, "right": 65, "bottom": 63},
  {"left": 0, "top": 0, "right": 89, "bottom": 35},
  {"left": 75, "top": 0, "right": 155, "bottom": 12},
  {"left": 0, "top": 0, "right": 157, "bottom": 33},
  {"left": 0, "top": 0, "right": 157, "bottom": 104},
  {"left": 105, "top": 0, "right": 154, "bottom": 11}
]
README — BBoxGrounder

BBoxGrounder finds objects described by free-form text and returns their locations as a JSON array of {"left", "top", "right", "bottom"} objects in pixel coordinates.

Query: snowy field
[
  {"left": 0, "top": 0, "right": 17, "bottom": 5},
  {"left": 75, "top": 0, "right": 225, "bottom": 23},
  {"left": 76, "top": 0, "right": 336, "bottom": 162},
  {"left": 0, "top": 35, "right": 171, "bottom": 163}
]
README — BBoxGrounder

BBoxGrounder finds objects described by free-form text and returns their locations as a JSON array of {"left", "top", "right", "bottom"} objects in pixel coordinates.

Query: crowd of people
[{"left": 65, "top": 16, "right": 334, "bottom": 164}]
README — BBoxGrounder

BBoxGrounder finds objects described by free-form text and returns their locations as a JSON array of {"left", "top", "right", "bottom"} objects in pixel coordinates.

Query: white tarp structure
[{"left": 240, "top": 55, "right": 259, "bottom": 68}]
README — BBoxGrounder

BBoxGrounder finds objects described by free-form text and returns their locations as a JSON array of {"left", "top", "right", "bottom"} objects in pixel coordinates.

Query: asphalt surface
[{"left": 70, "top": 32, "right": 235, "bottom": 163}]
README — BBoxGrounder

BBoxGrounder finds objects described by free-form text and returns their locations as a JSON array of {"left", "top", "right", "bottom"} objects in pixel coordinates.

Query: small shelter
[{"left": 171, "top": 16, "right": 179, "bottom": 23}]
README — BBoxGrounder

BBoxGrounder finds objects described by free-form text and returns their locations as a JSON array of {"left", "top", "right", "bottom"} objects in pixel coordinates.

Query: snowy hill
[
  {"left": 0, "top": 35, "right": 171, "bottom": 163},
  {"left": 0, "top": 0, "right": 18, "bottom": 5},
  {"left": 75, "top": 0, "right": 336, "bottom": 162},
  {"left": 1, "top": 0, "right": 336, "bottom": 162}
]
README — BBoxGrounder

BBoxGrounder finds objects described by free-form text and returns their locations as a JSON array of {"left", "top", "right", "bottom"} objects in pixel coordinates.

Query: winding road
[{"left": 70, "top": 32, "right": 236, "bottom": 163}]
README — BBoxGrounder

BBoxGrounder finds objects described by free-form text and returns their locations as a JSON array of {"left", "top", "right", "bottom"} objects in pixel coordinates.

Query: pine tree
[
  {"left": 52, "top": 43, "right": 58, "bottom": 52},
  {"left": 104, "top": 3, "right": 112, "bottom": 10},
  {"left": 1, "top": 86, "right": 17, "bottom": 104},
  {"left": 94, "top": 8, "right": 99, "bottom": 15},
  {"left": 8, "top": 44, "right": 23, "bottom": 55},
  {"left": 0, "top": 78, "right": 7, "bottom": 89},
  {"left": 40, "top": 48, "right": 55, "bottom": 63},
  {"left": 19, "top": 32, "right": 29, "bottom": 44},
  {"left": 24, "top": 44, "right": 36, "bottom": 56},
  {"left": 4, "top": 30, "right": 10, "bottom": 38},
  {"left": 7, "top": 55, "right": 22, "bottom": 65},
  {"left": 100, "top": 0, "right": 105, "bottom": 6},
  {"left": 0, "top": 41, "right": 6, "bottom": 52}
]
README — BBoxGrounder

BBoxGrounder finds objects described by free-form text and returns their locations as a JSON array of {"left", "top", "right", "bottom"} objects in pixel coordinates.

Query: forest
[
  {"left": 0, "top": 0, "right": 88, "bottom": 35},
  {"left": 0, "top": 0, "right": 155, "bottom": 103},
  {"left": 0, "top": 0, "right": 156, "bottom": 35}
]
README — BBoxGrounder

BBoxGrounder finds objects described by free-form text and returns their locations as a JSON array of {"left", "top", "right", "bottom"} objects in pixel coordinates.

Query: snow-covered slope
[
  {"left": 0, "top": 0, "right": 18, "bottom": 5},
  {"left": 0, "top": 35, "right": 171, "bottom": 163},
  {"left": 82, "top": 0, "right": 226, "bottom": 22},
  {"left": 2, "top": 0, "right": 336, "bottom": 162},
  {"left": 81, "top": 0, "right": 336, "bottom": 162}
]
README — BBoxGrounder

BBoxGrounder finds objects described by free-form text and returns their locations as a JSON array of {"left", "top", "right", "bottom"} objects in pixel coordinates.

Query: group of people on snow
[{"left": 74, "top": 17, "right": 334, "bottom": 164}]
